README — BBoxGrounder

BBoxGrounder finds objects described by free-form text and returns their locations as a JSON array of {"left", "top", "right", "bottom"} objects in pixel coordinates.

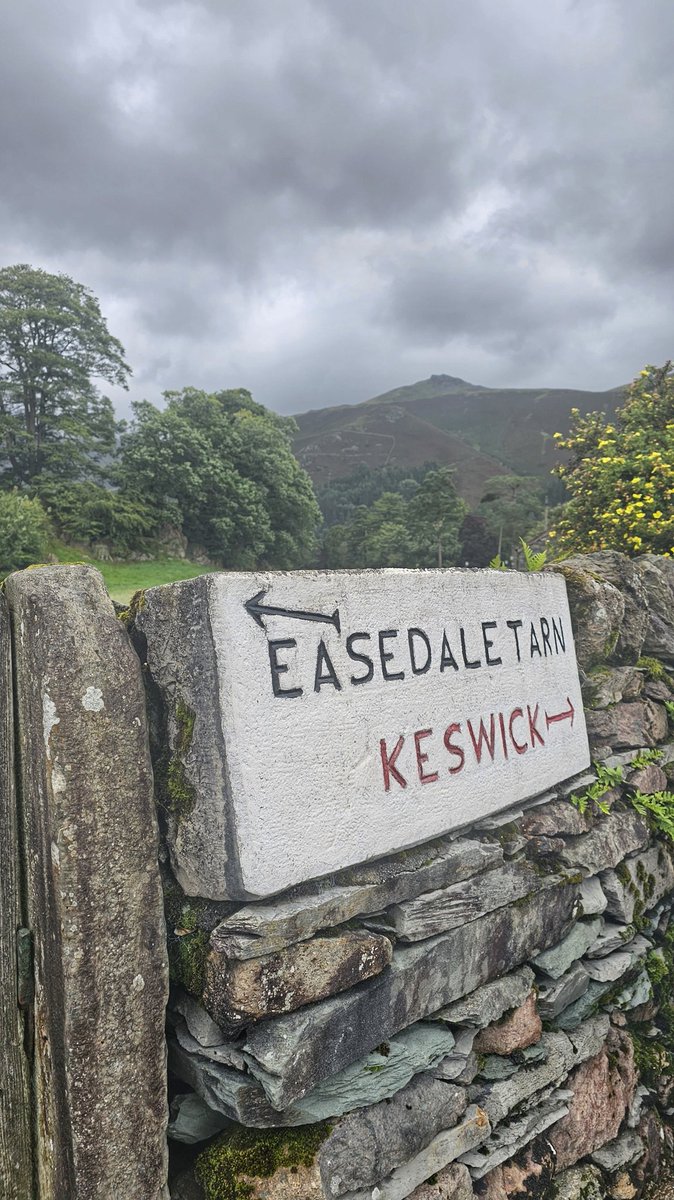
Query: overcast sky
[{"left": 2, "top": 0, "right": 673, "bottom": 418}]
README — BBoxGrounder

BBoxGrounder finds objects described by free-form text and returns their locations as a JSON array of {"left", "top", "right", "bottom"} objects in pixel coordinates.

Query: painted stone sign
[{"left": 137, "top": 568, "right": 590, "bottom": 900}]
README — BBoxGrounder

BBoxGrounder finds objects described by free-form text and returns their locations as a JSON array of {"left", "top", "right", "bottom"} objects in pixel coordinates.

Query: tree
[
  {"left": 552, "top": 362, "right": 674, "bottom": 556},
  {"left": 0, "top": 491, "right": 51, "bottom": 575},
  {"left": 476, "top": 474, "right": 545, "bottom": 561},
  {"left": 117, "top": 388, "right": 321, "bottom": 567},
  {"left": 459, "top": 513, "right": 498, "bottom": 567},
  {"left": 406, "top": 467, "right": 465, "bottom": 567},
  {"left": 0, "top": 264, "right": 129, "bottom": 486}
]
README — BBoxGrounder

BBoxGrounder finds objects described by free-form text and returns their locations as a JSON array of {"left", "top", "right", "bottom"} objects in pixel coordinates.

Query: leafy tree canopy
[
  {"left": 316, "top": 462, "right": 436, "bottom": 527},
  {"left": 553, "top": 362, "right": 674, "bottom": 557},
  {"left": 0, "top": 491, "right": 51, "bottom": 575},
  {"left": 0, "top": 264, "right": 129, "bottom": 486},
  {"left": 322, "top": 470, "right": 465, "bottom": 569},
  {"left": 117, "top": 387, "right": 321, "bottom": 568},
  {"left": 476, "top": 474, "right": 545, "bottom": 561}
]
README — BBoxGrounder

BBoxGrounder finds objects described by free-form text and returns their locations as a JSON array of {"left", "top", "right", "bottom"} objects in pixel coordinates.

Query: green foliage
[
  {"left": 316, "top": 462, "right": 435, "bottom": 527},
  {"left": 629, "top": 749, "right": 664, "bottom": 770},
  {"left": 322, "top": 470, "right": 466, "bottom": 568},
  {"left": 520, "top": 539, "right": 548, "bottom": 572},
  {"left": 37, "top": 479, "right": 155, "bottom": 554},
  {"left": 570, "top": 763, "right": 624, "bottom": 815},
  {"left": 196, "top": 1123, "right": 332, "bottom": 1200},
  {"left": 117, "top": 388, "right": 321, "bottom": 568},
  {"left": 552, "top": 361, "right": 674, "bottom": 556},
  {"left": 0, "top": 490, "right": 51, "bottom": 574},
  {"left": 406, "top": 468, "right": 466, "bottom": 567},
  {"left": 630, "top": 791, "right": 674, "bottom": 842},
  {"left": 637, "top": 656, "right": 669, "bottom": 682},
  {"left": 0, "top": 264, "right": 128, "bottom": 487},
  {"left": 490, "top": 540, "right": 548, "bottom": 573},
  {"left": 477, "top": 474, "right": 546, "bottom": 561},
  {"left": 664, "top": 700, "right": 674, "bottom": 724},
  {"left": 458, "top": 512, "right": 498, "bottom": 567}
]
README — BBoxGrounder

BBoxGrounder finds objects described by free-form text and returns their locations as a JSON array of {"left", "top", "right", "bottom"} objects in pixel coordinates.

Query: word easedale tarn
[{"left": 138, "top": 568, "right": 590, "bottom": 899}]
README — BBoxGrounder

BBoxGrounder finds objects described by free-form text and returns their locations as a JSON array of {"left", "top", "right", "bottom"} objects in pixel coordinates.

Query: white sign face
[{"left": 142, "top": 569, "right": 590, "bottom": 899}]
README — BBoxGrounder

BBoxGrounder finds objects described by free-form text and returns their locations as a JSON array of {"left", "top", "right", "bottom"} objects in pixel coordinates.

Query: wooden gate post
[
  {"left": 0, "top": 591, "right": 34, "bottom": 1198},
  {"left": 5, "top": 565, "right": 169, "bottom": 1200}
]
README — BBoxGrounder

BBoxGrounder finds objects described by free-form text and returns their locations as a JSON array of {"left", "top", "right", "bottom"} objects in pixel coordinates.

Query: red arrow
[{"left": 545, "top": 697, "right": 575, "bottom": 730}]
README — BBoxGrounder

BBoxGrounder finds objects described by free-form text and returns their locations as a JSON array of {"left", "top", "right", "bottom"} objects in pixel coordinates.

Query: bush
[
  {"left": 36, "top": 480, "right": 156, "bottom": 555},
  {"left": 0, "top": 491, "right": 51, "bottom": 575}
]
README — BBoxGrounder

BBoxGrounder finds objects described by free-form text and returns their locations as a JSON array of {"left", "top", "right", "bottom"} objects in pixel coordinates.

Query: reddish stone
[
  {"left": 474, "top": 992, "right": 542, "bottom": 1056},
  {"left": 476, "top": 1138, "right": 554, "bottom": 1198},
  {"left": 549, "top": 1028, "right": 636, "bottom": 1170}
]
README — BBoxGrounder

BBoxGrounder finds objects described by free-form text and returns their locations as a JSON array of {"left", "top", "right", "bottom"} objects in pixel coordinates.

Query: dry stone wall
[{"left": 146, "top": 553, "right": 674, "bottom": 1200}]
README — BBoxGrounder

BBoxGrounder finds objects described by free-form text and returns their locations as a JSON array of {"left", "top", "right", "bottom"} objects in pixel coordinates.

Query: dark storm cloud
[{"left": 1, "top": 0, "right": 674, "bottom": 415}]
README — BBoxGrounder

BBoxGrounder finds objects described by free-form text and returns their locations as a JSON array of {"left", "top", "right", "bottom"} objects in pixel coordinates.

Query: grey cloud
[{"left": 1, "top": 0, "right": 674, "bottom": 416}]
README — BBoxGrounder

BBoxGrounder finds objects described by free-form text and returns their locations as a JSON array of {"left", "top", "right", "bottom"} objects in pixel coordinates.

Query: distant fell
[{"left": 293, "top": 375, "right": 624, "bottom": 507}]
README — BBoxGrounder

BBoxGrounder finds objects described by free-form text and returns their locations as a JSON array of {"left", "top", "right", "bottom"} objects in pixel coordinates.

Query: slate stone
[
  {"left": 586, "top": 700, "right": 668, "bottom": 751},
  {"left": 172, "top": 991, "right": 245, "bottom": 1061},
  {"left": 547, "top": 561, "right": 625, "bottom": 671},
  {"left": 5, "top": 565, "right": 169, "bottom": 1199},
  {"left": 370, "top": 861, "right": 552, "bottom": 942},
  {"left": 460, "top": 1096, "right": 569, "bottom": 1180},
  {"left": 554, "top": 982, "right": 611, "bottom": 1031},
  {"left": 566, "top": 1013, "right": 611, "bottom": 1063},
  {"left": 338, "top": 1108, "right": 490, "bottom": 1200},
  {"left": 203, "top": 930, "right": 392, "bottom": 1026},
  {"left": 635, "top": 554, "right": 674, "bottom": 661},
  {"left": 591, "top": 1130, "right": 644, "bottom": 1170},
  {"left": 171, "top": 1021, "right": 457, "bottom": 1127},
  {"left": 168, "top": 1093, "right": 230, "bottom": 1145},
  {"left": 519, "top": 800, "right": 590, "bottom": 838},
  {"left": 532, "top": 918, "right": 602, "bottom": 979},
  {"left": 579, "top": 876, "right": 608, "bottom": 916},
  {"left": 479, "top": 1057, "right": 519, "bottom": 1081},
  {"left": 626, "top": 763, "right": 669, "bottom": 793},
  {"left": 612, "top": 969, "right": 652, "bottom": 1010},
  {"left": 582, "top": 951, "right": 634, "bottom": 985},
  {"left": 242, "top": 883, "right": 579, "bottom": 1109},
  {"left": 474, "top": 992, "right": 541, "bottom": 1056},
  {"left": 318, "top": 1073, "right": 467, "bottom": 1197},
  {"left": 549, "top": 1027, "right": 637, "bottom": 1170},
  {"left": 552, "top": 1165, "right": 604, "bottom": 1200},
  {"left": 558, "top": 810, "right": 651, "bottom": 874},
  {"left": 435, "top": 1030, "right": 478, "bottom": 1084},
  {"left": 601, "top": 844, "right": 674, "bottom": 923},
  {"left": 583, "top": 666, "right": 644, "bottom": 710},
  {"left": 173, "top": 1018, "right": 247, "bottom": 1071},
  {"left": 211, "top": 839, "right": 504, "bottom": 959},
  {"left": 586, "top": 921, "right": 636, "bottom": 958},
  {"left": 431, "top": 967, "right": 535, "bottom": 1028},
  {"left": 407, "top": 1162, "right": 475, "bottom": 1200},
  {"left": 568, "top": 551, "right": 649, "bottom": 665},
  {"left": 473, "top": 1032, "right": 574, "bottom": 1127},
  {"left": 537, "top": 963, "right": 590, "bottom": 1019}
]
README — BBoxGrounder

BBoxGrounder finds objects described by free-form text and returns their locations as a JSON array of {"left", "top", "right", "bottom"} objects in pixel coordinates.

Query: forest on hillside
[{"left": 1, "top": 264, "right": 672, "bottom": 584}]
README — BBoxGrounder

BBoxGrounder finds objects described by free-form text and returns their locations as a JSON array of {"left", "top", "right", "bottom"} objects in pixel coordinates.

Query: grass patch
[{"left": 48, "top": 542, "right": 218, "bottom": 602}]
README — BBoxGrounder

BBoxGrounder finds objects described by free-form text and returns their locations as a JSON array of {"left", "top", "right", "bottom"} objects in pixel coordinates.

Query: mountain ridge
[{"left": 293, "top": 374, "right": 625, "bottom": 507}]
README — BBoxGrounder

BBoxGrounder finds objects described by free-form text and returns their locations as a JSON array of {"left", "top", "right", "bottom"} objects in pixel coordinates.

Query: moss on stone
[
  {"left": 118, "top": 588, "right": 147, "bottom": 626},
  {"left": 195, "top": 1122, "right": 332, "bottom": 1200},
  {"left": 169, "top": 926, "right": 209, "bottom": 996},
  {"left": 164, "top": 697, "right": 197, "bottom": 821}
]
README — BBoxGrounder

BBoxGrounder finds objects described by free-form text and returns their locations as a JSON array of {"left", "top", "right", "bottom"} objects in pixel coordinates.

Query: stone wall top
[{"left": 137, "top": 567, "right": 589, "bottom": 899}]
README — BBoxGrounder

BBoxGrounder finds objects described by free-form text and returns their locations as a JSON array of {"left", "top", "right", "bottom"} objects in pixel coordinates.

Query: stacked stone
[{"left": 158, "top": 551, "right": 674, "bottom": 1200}]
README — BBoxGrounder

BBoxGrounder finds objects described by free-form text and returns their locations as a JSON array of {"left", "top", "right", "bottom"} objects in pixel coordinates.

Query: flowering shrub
[{"left": 552, "top": 362, "right": 674, "bottom": 556}]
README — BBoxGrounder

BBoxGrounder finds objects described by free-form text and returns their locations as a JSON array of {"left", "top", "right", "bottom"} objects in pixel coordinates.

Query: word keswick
[{"left": 137, "top": 569, "right": 590, "bottom": 900}]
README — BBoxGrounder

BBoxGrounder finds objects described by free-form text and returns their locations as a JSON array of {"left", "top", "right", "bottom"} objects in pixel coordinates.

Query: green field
[{"left": 50, "top": 546, "right": 218, "bottom": 603}]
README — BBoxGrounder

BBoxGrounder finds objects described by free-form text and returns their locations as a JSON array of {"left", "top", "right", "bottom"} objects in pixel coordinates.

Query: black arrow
[{"left": 244, "top": 589, "right": 341, "bottom": 633}]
